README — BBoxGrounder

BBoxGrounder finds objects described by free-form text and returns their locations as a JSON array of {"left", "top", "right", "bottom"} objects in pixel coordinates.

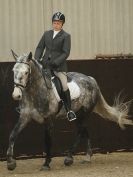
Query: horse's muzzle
[{"left": 12, "top": 87, "right": 22, "bottom": 100}]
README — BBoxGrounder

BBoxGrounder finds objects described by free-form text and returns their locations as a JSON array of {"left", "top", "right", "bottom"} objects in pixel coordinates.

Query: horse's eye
[{"left": 25, "top": 72, "right": 28, "bottom": 75}]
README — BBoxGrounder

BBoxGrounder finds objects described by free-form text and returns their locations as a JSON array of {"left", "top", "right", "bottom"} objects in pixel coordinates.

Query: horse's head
[{"left": 12, "top": 50, "right": 32, "bottom": 100}]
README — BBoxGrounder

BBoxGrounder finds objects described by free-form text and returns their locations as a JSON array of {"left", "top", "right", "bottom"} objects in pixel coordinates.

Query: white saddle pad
[{"left": 52, "top": 80, "right": 81, "bottom": 102}]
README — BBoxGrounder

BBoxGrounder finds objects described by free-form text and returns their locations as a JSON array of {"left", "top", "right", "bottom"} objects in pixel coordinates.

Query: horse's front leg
[
  {"left": 41, "top": 122, "right": 53, "bottom": 170},
  {"left": 7, "top": 117, "right": 29, "bottom": 170}
]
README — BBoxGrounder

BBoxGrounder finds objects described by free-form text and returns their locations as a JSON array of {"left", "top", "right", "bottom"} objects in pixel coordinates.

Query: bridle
[
  {"left": 14, "top": 59, "right": 52, "bottom": 93},
  {"left": 14, "top": 61, "right": 31, "bottom": 92}
]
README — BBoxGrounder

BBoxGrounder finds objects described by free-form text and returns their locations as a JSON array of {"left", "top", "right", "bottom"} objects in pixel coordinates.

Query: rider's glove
[{"left": 49, "top": 61, "right": 58, "bottom": 68}]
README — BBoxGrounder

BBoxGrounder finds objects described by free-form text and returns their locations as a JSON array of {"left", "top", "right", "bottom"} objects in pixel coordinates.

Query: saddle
[
  {"left": 41, "top": 68, "right": 80, "bottom": 102},
  {"left": 51, "top": 71, "right": 80, "bottom": 102}
]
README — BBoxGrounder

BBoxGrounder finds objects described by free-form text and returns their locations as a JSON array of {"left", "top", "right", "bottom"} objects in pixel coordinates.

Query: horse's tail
[{"left": 93, "top": 89, "right": 133, "bottom": 129}]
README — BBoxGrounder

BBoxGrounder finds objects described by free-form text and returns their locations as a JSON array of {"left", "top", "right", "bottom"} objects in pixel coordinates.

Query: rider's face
[{"left": 52, "top": 21, "right": 63, "bottom": 31}]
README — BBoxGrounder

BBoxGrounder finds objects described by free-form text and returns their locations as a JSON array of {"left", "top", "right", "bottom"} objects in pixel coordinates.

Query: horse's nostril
[
  {"left": 18, "top": 95, "right": 21, "bottom": 98},
  {"left": 19, "top": 77, "right": 22, "bottom": 81}
]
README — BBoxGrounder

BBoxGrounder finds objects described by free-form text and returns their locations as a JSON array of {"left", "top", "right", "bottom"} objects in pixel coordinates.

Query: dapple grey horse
[{"left": 7, "top": 51, "right": 133, "bottom": 170}]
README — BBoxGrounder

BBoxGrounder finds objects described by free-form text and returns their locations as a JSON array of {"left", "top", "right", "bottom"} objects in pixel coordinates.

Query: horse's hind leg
[
  {"left": 64, "top": 110, "right": 92, "bottom": 166},
  {"left": 41, "top": 122, "right": 53, "bottom": 170},
  {"left": 81, "top": 133, "right": 92, "bottom": 163},
  {"left": 7, "top": 117, "right": 29, "bottom": 170},
  {"left": 64, "top": 123, "right": 82, "bottom": 166}
]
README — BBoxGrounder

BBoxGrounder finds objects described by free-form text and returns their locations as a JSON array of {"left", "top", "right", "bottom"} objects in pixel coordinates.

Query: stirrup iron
[{"left": 67, "top": 111, "right": 77, "bottom": 121}]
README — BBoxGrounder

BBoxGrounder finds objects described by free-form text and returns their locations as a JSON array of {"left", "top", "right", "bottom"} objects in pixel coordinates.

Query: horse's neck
[
  {"left": 30, "top": 62, "right": 48, "bottom": 90},
  {"left": 21, "top": 62, "right": 48, "bottom": 99},
  {"left": 30, "top": 62, "right": 42, "bottom": 82},
  {"left": 18, "top": 62, "right": 55, "bottom": 116}
]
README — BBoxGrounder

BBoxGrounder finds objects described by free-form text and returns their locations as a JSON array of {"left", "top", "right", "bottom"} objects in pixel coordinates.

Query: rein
[{"left": 31, "top": 59, "right": 53, "bottom": 90}]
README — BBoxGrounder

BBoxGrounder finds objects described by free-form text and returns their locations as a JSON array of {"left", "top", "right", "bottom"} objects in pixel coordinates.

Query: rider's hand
[
  {"left": 42, "top": 60, "right": 49, "bottom": 68},
  {"left": 49, "top": 61, "right": 58, "bottom": 68}
]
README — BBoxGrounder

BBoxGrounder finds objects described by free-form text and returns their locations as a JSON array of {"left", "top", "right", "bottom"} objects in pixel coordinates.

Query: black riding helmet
[{"left": 52, "top": 12, "right": 65, "bottom": 24}]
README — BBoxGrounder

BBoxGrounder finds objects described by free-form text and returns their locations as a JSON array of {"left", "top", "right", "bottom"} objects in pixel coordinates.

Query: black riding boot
[{"left": 63, "top": 89, "right": 76, "bottom": 121}]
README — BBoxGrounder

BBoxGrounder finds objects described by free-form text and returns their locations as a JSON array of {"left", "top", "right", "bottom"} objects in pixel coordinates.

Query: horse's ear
[
  {"left": 11, "top": 49, "right": 18, "bottom": 61},
  {"left": 27, "top": 52, "right": 32, "bottom": 61}
]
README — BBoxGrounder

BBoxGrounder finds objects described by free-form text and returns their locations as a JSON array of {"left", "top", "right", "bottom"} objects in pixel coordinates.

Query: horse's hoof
[
  {"left": 40, "top": 165, "right": 51, "bottom": 171},
  {"left": 81, "top": 154, "right": 91, "bottom": 164},
  {"left": 7, "top": 159, "right": 16, "bottom": 170},
  {"left": 64, "top": 156, "right": 73, "bottom": 166}
]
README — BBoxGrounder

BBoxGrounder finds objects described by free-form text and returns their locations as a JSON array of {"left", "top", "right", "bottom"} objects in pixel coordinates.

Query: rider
[{"left": 34, "top": 12, "right": 76, "bottom": 121}]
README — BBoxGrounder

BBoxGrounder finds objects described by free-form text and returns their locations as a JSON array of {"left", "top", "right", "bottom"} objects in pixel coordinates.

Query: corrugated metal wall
[{"left": 0, "top": 0, "right": 133, "bottom": 61}]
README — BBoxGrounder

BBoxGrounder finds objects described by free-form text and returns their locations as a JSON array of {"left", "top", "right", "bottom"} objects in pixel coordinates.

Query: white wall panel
[
  {"left": 0, "top": 0, "right": 133, "bottom": 61},
  {"left": 0, "top": 0, "right": 44, "bottom": 61}
]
